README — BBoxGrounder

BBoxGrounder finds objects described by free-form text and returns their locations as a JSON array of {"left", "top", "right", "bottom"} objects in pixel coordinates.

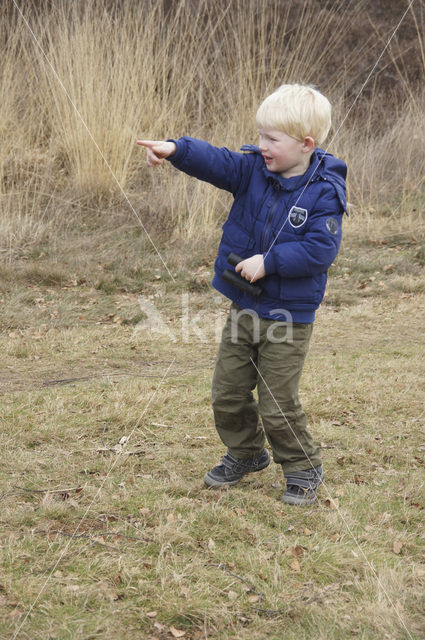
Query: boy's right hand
[{"left": 136, "top": 140, "right": 176, "bottom": 167}]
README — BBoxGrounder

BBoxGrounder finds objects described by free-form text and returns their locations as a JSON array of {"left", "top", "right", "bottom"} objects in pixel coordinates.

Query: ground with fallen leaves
[{"left": 0, "top": 218, "right": 424, "bottom": 640}]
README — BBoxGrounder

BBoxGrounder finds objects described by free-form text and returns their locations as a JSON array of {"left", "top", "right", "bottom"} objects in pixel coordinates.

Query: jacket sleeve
[
  {"left": 263, "top": 188, "right": 343, "bottom": 278},
  {"left": 167, "top": 137, "right": 253, "bottom": 196}
]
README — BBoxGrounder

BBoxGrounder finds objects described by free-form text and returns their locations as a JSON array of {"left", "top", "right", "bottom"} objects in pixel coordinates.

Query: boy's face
[{"left": 258, "top": 128, "right": 314, "bottom": 178}]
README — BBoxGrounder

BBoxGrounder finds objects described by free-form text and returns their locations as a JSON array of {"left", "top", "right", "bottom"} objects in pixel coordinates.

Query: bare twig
[
  {"left": 205, "top": 562, "right": 263, "bottom": 597},
  {"left": 33, "top": 529, "right": 120, "bottom": 552},
  {"left": 12, "top": 484, "right": 85, "bottom": 495},
  {"left": 101, "top": 423, "right": 107, "bottom": 447},
  {"left": 96, "top": 447, "right": 146, "bottom": 455},
  {"left": 151, "top": 422, "right": 176, "bottom": 428},
  {"left": 0, "top": 491, "right": 19, "bottom": 502}
]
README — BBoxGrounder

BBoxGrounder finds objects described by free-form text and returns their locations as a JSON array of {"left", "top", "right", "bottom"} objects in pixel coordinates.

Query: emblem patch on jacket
[
  {"left": 325, "top": 217, "right": 339, "bottom": 235},
  {"left": 288, "top": 206, "right": 308, "bottom": 228}
]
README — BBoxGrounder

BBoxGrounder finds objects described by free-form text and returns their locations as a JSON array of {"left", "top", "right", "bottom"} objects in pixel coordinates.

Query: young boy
[{"left": 137, "top": 84, "right": 347, "bottom": 505}]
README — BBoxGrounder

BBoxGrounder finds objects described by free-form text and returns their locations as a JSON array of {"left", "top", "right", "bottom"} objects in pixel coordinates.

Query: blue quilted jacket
[{"left": 168, "top": 137, "right": 347, "bottom": 323}]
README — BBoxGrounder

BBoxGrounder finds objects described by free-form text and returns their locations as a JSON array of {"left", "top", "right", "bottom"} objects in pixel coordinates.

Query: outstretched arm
[
  {"left": 136, "top": 139, "right": 176, "bottom": 167},
  {"left": 139, "top": 136, "right": 254, "bottom": 195}
]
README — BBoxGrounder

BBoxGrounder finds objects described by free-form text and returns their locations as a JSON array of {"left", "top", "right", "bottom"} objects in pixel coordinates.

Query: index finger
[{"left": 136, "top": 139, "right": 163, "bottom": 148}]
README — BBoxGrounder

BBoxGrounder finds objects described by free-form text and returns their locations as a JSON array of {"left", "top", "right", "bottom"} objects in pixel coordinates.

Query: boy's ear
[{"left": 302, "top": 136, "right": 315, "bottom": 153}]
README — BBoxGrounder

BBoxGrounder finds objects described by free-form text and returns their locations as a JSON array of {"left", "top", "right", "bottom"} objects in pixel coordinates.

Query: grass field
[
  {"left": 1, "top": 0, "right": 425, "bottom": 638},
  {"left": 1, "top": 218, "right": 424, "bottom": 640}
]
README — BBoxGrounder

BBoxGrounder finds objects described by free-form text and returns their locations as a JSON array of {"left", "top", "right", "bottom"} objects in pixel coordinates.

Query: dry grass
[
  {"left": 1, "top": 0, "right": 424, "bottom": 250},
  {"left": 1, "top": 1, "right": 425, "bottom": 638},
  {"left": 0, "top": 232, "right": 424, "bottom": 639}
]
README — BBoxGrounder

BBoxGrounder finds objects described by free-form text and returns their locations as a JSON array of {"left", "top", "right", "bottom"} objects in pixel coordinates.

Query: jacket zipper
[{"left": 261, "top": 187, "right": 282, "bottom": 253}]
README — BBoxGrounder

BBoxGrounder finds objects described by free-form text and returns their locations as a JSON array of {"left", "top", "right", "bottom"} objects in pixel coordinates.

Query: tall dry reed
[{"left": 1, "top": 0, "right": 424, "bottom": 249}]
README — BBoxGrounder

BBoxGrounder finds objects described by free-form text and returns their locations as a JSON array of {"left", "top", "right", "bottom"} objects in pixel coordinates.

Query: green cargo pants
[{"left": 211, "top": 303, "right": 322, "bottom": 473}]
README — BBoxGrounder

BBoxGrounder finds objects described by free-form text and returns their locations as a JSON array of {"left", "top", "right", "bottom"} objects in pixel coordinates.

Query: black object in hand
[{"left": 222, "top": 253, "right": 263, "bottom": 298}]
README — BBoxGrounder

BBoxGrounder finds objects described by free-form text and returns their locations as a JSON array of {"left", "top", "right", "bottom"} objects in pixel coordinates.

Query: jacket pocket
[
  {"left": 279, "top": 273, "right": 325, "bottom": 305},
  {"left": 219, "top": 220, "right": 255, "bottom": 269},
  {"left": 216, "top": 219, "right": 256, "bottom": 273},
  {"left": 221, "top": 219, "right": 255, "bottom": 253}
]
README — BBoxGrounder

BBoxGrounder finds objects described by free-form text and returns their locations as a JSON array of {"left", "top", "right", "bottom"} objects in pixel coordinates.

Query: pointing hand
[{"left": 136, "top": 140, "right": 176, "bottom": 167}]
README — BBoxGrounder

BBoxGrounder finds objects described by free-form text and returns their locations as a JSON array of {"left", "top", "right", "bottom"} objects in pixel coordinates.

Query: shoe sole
[
  {"left": 204, "top": 455, "right": 270, "bottom": 488},
  {"left": 282, "top": 492, "right": 318, "bottom": 506}
]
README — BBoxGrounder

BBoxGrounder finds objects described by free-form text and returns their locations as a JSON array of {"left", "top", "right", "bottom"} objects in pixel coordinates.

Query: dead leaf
[
  {"left": 9, "top": 609, "right": 21, "bottom": 619},
  {"left": 330, "top": 533, "right": 340, "bottom": 542},
  {"left": 170, "top": 627, "right": 186, "bottom": 638},
  {"left": 227, "top": 590, "right": 238, "bottom": 601},
  {"left": 393, "top": 540, "right": 403, "bottom": 554},
  {"left": 147, "top": 611, "right": 158, "bottom": 618},
  {"left": 290, "top": 545, "right": 305, "bottom": 557},
  {"left": 290, "top": 559, "right": 301, "bottom": 572},
  {"left": 303, "top": 528, "right": 313, "bottom": 536},
  {"left": 208, "top": 538, "right": 216, "bottom": 551},
  {"left": 324, "top": 498, "right": 339, "bottom": 509},
  {"left": 247, "top": 594, "right": 260, "bottom": 603}
]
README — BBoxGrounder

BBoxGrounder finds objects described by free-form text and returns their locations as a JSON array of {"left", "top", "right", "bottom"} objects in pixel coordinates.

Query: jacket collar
[
  {"left": 260, "top": 148, "right": 347, "bottom": 213},
  {"left": 260, "top": 148, "right": 326, "bottom": 191},
  {"left": 241, "top": 144, "right": 347, "bottom": 212}
]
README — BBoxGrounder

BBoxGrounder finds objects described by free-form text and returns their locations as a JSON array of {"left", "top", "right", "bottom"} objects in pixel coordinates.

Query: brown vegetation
[{"left": 1, "top": 2, "right": 425, "bottom": 639}]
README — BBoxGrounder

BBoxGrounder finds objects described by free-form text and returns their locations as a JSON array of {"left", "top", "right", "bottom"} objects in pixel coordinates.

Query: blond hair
[{"left": 256, "top": 84, "right": 331, "bottom": 145}]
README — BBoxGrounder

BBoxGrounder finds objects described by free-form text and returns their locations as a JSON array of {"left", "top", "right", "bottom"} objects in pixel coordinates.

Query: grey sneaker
[
  {"left": 282, "top": 465, "right": 324, "bottom": 506},
  {"left": 204, "top": 449, "right": 270, "bottom": 487}
]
